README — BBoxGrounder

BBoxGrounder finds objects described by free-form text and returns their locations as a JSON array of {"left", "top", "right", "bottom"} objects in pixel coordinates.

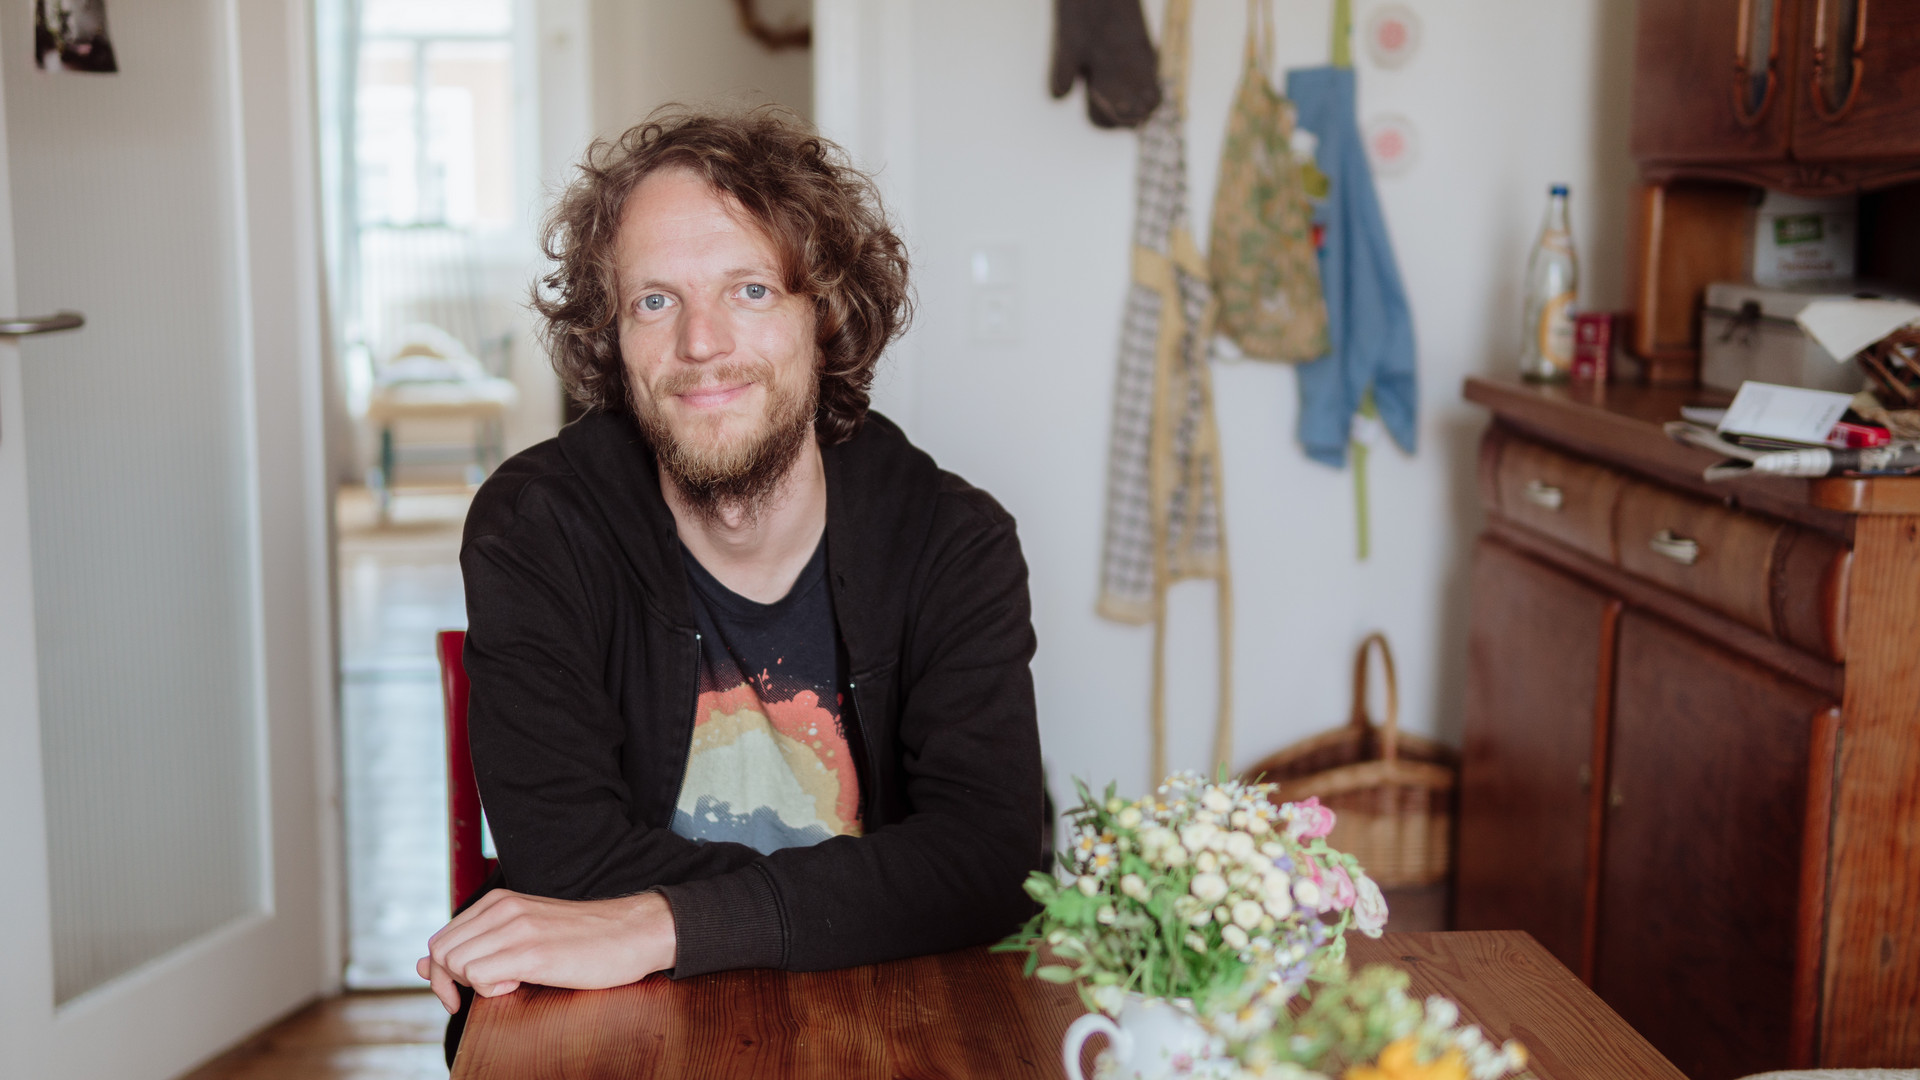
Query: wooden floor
[
  {"left": 180, "top": 992, "right": 449, "bottom": 1080},
  {"left": 337, "top": 486, "right": 471, "bottom": 987}
]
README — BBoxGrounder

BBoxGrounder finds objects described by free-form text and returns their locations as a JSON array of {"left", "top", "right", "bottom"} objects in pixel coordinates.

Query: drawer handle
[
  {"left": 1523, "top": 479, "right": 1564, "bottom": 511},
  {"left": 1649, "top": 529, "right": 1700, "bottom": 565}
]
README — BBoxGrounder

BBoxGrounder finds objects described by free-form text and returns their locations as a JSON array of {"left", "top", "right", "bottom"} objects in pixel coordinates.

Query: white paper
[
  {"left": 1718, "top": 381, "right": 1853, "bottom": 444},
  {"left": 1795, "top": 298, "right": 1920, "bottom": 360}
]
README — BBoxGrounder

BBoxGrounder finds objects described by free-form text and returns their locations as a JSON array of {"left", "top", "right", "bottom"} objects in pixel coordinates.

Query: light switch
[{"left": 969, "top": 245, "right": 1021, "bottom": 344}]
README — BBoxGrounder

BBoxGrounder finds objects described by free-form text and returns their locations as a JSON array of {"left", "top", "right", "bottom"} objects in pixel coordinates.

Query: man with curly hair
[{"left": 417, "top": 109, "right": 1043, "bottom": 1047}]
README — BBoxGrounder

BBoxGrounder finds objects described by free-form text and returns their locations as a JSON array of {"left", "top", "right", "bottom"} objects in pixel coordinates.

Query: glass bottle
[{"left": 1519, "top": 184, "right": 1579, "bottom": 381}]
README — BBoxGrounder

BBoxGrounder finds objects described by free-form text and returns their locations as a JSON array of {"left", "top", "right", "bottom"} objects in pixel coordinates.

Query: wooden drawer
[
  {"left": 1616, "top": 481, "right": 1851, "bottom": 660},
  {"left": 1493, "top": 437, "right": 1624, "bottom": 562}
]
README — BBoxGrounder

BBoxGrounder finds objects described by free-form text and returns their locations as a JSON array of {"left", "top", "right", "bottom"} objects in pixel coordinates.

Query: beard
[{"left": 629, "top": 360, "right": 817, "bottom": 527}]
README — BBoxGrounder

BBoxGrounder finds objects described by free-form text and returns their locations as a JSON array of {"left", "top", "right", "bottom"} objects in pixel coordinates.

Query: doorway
[{"left": 314, "top": 0, "right": 553, "bottom": 988}]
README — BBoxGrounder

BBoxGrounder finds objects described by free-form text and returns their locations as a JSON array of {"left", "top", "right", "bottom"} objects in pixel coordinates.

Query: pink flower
[
  {"left": 1288, "top": 797, "right": 1336, "bottom": 840},
  {"left": 1325, "top": 864, "right": 1358, "bottom": 911}
]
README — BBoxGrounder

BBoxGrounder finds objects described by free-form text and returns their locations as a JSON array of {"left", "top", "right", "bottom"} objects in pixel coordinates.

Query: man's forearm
[{"left": 419, "top": 888, "right": 678, "bottom": 1011}]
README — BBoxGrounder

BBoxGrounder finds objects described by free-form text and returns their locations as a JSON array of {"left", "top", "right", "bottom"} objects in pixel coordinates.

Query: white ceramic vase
[{"left": 1061, "top": 993, "right": 1234, "bottom": 1080}]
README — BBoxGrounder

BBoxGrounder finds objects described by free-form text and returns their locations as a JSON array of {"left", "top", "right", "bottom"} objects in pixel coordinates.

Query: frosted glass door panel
[{"left": 3, "top": 0, "right": 264, "bottom": 1004}]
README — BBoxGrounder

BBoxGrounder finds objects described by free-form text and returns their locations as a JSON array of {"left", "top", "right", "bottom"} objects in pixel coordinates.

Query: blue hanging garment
[{"left": 1285, "top": 65, "right": 1417, "bottom": 469}]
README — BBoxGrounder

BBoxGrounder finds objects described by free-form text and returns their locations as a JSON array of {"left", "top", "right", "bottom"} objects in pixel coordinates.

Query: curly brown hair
[{"left": 532, "top": 107, "right": 912, "bottom": 446}]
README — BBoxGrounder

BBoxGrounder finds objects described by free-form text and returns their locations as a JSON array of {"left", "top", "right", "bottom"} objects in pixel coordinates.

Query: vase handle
[{"left": 1063, "top": 1011, "right": 1128, "bottom": 1080}]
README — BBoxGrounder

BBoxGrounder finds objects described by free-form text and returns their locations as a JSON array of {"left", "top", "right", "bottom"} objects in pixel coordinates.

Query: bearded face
[
  {"left": 612, "top": 168, "right": 821, "bottom": 523},
  {"left": 628, "top": 355, "right": 817, "bottom": 521}
]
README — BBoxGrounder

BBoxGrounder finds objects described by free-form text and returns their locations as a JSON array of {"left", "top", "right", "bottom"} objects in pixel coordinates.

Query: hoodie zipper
[{"left": 668, "top": 629, "right": 702, "bottom": 818}]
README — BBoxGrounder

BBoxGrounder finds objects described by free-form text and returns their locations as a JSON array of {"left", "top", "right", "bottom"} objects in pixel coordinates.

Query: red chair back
[{"left": 436, "top": 629, "right": 497, "bottom": 911}]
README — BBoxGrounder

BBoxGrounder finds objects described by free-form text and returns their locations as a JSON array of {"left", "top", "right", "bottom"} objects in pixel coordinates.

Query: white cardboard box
[{"left": 1701, "top": 282, "right": 1867, "bottom": 394}]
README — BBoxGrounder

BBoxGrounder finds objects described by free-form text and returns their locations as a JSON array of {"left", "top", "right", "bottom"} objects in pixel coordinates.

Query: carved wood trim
[
  {"left": 1791, "top": 705, "right": 1842, "bottom": 1067},
  {"left": 1580, "top": 598, "right": 1624, "bottom": 987}
]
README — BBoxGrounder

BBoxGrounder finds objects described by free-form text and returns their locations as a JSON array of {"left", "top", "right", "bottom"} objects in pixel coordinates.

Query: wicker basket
[{"left": 1241, "top": 633, "right": 1458, "bottom": 889}]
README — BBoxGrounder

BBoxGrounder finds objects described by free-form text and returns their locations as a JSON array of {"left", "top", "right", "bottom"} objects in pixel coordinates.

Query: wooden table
[{"left": 450, "top": 931, "right": 1687, "bottom": 1079}]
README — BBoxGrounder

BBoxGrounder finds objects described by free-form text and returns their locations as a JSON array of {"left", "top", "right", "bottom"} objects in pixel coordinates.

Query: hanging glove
[{"left": 1050, "top": 0, "right": 1162, "bottom": 129}]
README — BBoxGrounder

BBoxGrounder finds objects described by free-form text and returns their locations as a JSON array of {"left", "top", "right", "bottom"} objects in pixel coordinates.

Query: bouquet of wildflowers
[
  {"left": 1210, "top": 963, "right": 1533, "bottom": 1080},
  {"left": 998, "top": 772, "right": 1389, "bottom": 1016}
]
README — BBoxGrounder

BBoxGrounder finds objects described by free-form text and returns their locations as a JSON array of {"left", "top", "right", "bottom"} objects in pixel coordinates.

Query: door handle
[
  {"left": 1523, "top": 479, "right": 1564, "bottom": 511},
  {"left": 1649, "top": 529, "right": 1700, "bottom": 565},
  {"left": 0, "top": 311, "right": 84, "bottom": 335}
]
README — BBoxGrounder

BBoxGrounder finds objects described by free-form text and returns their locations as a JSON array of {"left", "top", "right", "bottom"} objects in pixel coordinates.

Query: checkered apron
[{"left": 1096, "top": 0, "right": 1234, "bottom": 782}]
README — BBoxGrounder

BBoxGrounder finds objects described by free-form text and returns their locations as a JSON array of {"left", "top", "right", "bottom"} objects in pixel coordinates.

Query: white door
[{"left": 0, "top": 2, "right": 336, "bottom": 1079}]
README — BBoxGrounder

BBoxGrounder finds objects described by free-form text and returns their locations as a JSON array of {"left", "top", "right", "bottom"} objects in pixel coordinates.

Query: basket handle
[{"left": 1348, "top": 632, "right": 1401, "bottom": 764}]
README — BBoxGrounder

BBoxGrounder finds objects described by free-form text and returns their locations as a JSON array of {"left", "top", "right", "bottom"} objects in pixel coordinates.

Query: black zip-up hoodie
[{"left": 459, "top": 408, "right": 1043, "bottom": 977}]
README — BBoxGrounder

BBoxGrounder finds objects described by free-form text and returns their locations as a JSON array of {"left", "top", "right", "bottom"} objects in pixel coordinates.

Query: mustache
[{"left": 651, "top": 360, "right": 773, "bottom": 398}]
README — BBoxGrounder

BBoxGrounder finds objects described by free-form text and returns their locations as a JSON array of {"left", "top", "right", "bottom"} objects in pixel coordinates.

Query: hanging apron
[
  {"left": 1207, "top": 0, "right": 1328, "bottom": 363},
  {"left": 1096, "top": 0, "right": 1234, "bottom": 782},
  {"left": 1287, "top": 0, "right": 1417, "bottom": 558}
]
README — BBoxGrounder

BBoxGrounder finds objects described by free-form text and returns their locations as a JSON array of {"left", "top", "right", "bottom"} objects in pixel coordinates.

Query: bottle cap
[{"left": 1550, "top": 183, "right": 1570, "bottom": 196}]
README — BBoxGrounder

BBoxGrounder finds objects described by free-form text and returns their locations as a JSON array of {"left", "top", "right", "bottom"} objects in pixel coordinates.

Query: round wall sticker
[
  {"left": 1364, "top": 4, "right": 1421, "bottom": 70},
  {"left": 1364, "top": 114, "right": 1419, "bottom": 177}
]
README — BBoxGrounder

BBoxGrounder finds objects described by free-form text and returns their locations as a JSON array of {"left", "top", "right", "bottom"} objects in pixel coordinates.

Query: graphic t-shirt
[{"left": 671, "top": 536, "right": 863, "bottom": 854}]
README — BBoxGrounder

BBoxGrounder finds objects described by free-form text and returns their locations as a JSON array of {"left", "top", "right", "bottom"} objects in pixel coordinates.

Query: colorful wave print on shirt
[{"left": 671, "top": 680, "right": 862, "bottom": 854}]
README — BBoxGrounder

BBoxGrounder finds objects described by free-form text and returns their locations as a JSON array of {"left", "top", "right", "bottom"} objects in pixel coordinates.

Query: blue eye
[
  {"left": 641, "top": 294, "right": 667, "bottom": 312},
  {"left": 743, "top": 283, "right": 769, "bottom": 300}
]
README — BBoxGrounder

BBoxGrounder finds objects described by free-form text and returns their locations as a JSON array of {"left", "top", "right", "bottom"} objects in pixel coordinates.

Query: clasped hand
[{"left": 416, "top": 889, "right": 678, "bottom": 1013}]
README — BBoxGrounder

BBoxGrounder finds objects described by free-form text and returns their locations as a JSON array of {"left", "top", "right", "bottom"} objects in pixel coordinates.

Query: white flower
[
  {"left": 1141, "top": 826, "right": 1174, "bottom": 851},
  {"left": 1190, "top": 871, "right": 1229, "bottom": 904},
  {"left": 1502, "top": 1040, "right": 1529, "bottom": 1070},
  {"left": 1185, "top": 932, "right": 1209, "bottom": 952},
  {"left": 1205, "top": 830, "right": 1229, "bottom": 853},
  {"left": 1230, "top": 810, "right": 1249, "bottom": 828},
  {"left": 1260, "top": 841, "right": 1286, "bottom": 858},
  {"left": 1189, "top": 908, "right": 1214, "bottom": 926},
  {"left": 1232, "top": 899, "right": 1265, "bottom": 929},
  {"left": 1181, "top": 822, "right": 1218, "bottom": 852},
  {"left": 1118, "top": 806, "right": 1142, "bottom": 829},
  {"left": 1222, "top": 924, "right": 1250, "bottom": 950},
  {"left": 1090, "top": 984, "right": 1125, "bottom": 1016},
  {"left": 1202, "top": 788, "right": 1233, "bottom": 813},
  {"left": 1426, "top": 996, "right": 1459, "bottom": 1029},
  {"left": 1263, "top": 870, "right": 1292, "bottom": 899},
  {"left": 1120, "top": 873, "right": 1149, "bottom": 900},
  {"left": 1292, "top": 878, "right": 1323, "bottom": 909},
  {"left": 1224, "top": 831, "right": 1256, "bottom": 861},
  {"left": 1455, "top": 1025, "right": 1485, "bottom": 1051},
  {"left": 1195, "top": 851, "right": 1220, "bottom": 873},
  {"left": 1227, "top": 868, "right": 1250, "bottom": 890},
  {"left": 1214, "top": 906, "right": 1233, "bottom": 926},
  {"left": 1246, "top": 815, "right": 1271, "bottom": 835},
  {"left": 1105, "top": 797, "right": 1123, "bottom": 813},
  {"left": 1096, "top": 904, "right": 1116, "bottom": 925},
  {"left": 1162, "top": 843, "right": 1190, "bottom": 867},
  {"left": 1264, "top": 891, "right": 1296, "bottom": 920},
  {"left": 1353, "top": 872, "right": 1390, "bottom": 936},
  {"left": 1077, "top": 875, "right": 1100, "bottom": 896}
]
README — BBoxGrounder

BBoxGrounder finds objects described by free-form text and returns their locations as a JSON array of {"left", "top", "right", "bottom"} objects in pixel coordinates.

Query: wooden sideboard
[
  {"left": 1624, "top": 0, "right": 1920, "bottom": 382},
  {"left": 1455, "top": 376, "right": 1920, "bottom": 1080}
]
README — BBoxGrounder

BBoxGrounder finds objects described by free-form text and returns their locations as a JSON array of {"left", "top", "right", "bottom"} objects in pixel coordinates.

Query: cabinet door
[
  {"left": 1455, "top": 540, "right": 1619, "bottom": 978},
  {"left": 1790, "top": 0, "right": 1920, "bottom": 161},
  {"left": 1596, "top": 611, "right": 1832, "bottom": 1080},
  {"left": 1631, "top": 0, "right": 1799, "bottom": 163}
]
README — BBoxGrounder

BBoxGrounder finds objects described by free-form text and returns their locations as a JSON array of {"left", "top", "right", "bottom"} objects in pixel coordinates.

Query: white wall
[
  {"left": 818, "top": 0, "right": 1636, "bottom": 801},
  {"left": 590, "top": 0, "right": 813, "bottom": 134}
]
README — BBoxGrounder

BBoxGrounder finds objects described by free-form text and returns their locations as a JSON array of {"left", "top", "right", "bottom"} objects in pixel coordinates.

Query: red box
[{"left": 1572, "top": 312, "right": 1617, "bottom": 382}]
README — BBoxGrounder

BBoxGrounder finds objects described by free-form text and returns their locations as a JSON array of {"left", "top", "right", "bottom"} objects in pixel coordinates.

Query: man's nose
[{"left": 677, "top": 296, "right": 733, "bottom": 363}]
